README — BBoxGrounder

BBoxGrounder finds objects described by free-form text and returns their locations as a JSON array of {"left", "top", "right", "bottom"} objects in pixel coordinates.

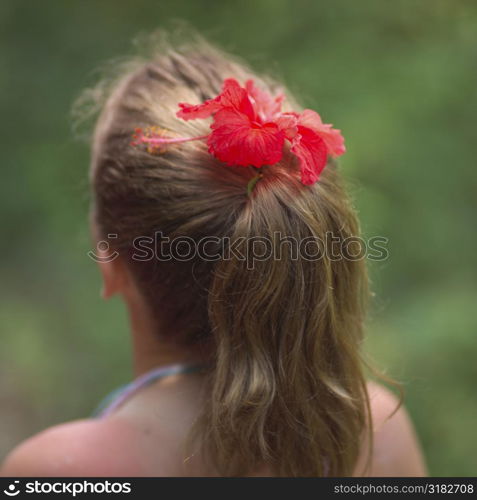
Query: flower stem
[{"left": 247, "top": 169, "right": 263, "bottom": 197}]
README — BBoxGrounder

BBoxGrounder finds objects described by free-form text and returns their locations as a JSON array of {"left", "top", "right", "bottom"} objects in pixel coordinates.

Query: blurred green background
[{"left": 0, "top": 0, "right": 476, "bottom": 476}]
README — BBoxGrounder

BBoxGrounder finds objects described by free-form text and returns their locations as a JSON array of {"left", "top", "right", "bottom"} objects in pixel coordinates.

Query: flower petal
[
  {"left": 245, "top": 80, "right": 284, "bottom": 122},
  {"left": 176, "top": 96, "right": 222, "bottom": 120},
  {"left": 220, "top": 79, "right": 255, "bottom": 117},
  {"left": 296, "top": 109, "right": 345, "bottom": 157},
  {"left": 208, "top": 108, "right": 285, "bottom": 167},
  {"left": 290, "top": 126, "right": 328, "bottom": 185},
  {"left": 275, "top": 112, "right": 299, "bottom": 140},
  {"left": 177, "top": 78, "right": 255, "bottom": 121}
]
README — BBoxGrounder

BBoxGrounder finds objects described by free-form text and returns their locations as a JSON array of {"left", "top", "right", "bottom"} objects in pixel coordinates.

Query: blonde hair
[{"left": 79, "top": 32, "right": 373, "bottom": 476}]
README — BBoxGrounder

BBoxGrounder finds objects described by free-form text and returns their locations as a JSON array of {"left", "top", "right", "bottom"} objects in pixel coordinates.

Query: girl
[{"left": 1, "top": 34, "right": 427, "bottom": 477}]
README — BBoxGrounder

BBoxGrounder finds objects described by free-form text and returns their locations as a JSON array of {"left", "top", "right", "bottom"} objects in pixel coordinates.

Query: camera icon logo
[
  {"left": 3, "top": 480, "right": 20, "bottom": 496},
  {"left": 87, "top": 234, "right": 120, "bottom": 263}
]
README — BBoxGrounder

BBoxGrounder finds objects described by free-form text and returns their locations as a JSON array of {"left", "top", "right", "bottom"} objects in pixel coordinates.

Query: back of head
[{"left": 83, "top": 32, "right": 370, "bottom": 476}]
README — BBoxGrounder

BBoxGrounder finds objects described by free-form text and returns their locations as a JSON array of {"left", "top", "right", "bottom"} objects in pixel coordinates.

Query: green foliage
[{"left": 1, "top": 0, "right": 476, "bottom": 475}]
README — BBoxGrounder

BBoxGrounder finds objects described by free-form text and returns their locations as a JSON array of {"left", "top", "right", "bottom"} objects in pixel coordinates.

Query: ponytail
[{"left": 202, "top": 172, "right": 370, "bottom": 476}]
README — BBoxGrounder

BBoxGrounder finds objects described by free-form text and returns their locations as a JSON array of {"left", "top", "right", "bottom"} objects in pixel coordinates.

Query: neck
[
  {"left": 131, "top": 330, "right": 201, "bottom": 378},
  {"left": 125, "top": 292, "right": 206, "bottom": 377}
]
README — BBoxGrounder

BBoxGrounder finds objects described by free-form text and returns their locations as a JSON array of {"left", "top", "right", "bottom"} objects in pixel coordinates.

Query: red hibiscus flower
[
  {"left": 178, "top": 78, "right": 286, "bottom": 167},
  {"left": 133, "top": 78, "right": 345, "bottom": 186}
]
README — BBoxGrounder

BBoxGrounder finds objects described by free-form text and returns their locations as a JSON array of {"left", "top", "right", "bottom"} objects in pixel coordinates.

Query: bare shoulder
[
  {"left": 354, "top": 381, "right": 428, "bottom": 477},
  {"left": 0, "top": 417, "right": 146, "bottom": 477}
]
